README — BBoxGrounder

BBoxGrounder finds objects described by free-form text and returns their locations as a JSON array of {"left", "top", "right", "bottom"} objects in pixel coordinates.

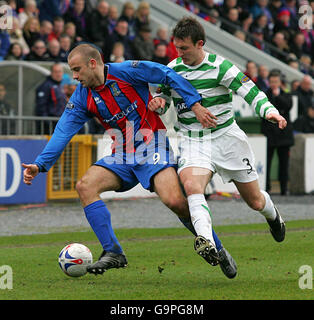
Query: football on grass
[{"left": 58, "top": 243, "right": 93, "bottom": 277}]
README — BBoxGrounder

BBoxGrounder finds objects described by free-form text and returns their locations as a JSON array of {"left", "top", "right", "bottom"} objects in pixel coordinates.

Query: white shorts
[{"left": 177, "top": 124, "right": 259, "bottom": 184}]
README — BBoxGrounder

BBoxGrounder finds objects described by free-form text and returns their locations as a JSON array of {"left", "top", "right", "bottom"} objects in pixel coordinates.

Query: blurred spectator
[
  {"left": 64, "top": 22, "right": 80, "bottom": 44},
  {"left": 268, "top": 0, "right": 283, "bottom": 21},
  {"left": 5, "top": 42, "right": 24, "bottom": 60},
  {"left": 25, "top": 39, "right": 50, "bottom": 61},
  {"left": 250, "top": 0, "right": 272, "bottom": 24},
  {"left": 40, "top": 20, "right": 53, "bottom": 44},
  {"left": 239, "top": 10, "right": 253, "bottom": 33},
  {"left": 18, "top": 0, "right": 38, "bottom": 28},
  {"left": 273, "top": 8, "right": 295, "bottom": 43},
  {"left": 261, "top": 71, "right": 294, "bottom": 195},
  {"left": 219, "top": 0, "right": 241, "bottom": 18},
  {"left": 234, "top": 29, "right": 246, "bottom": 41},
  {"left": 86, "top": 0, "right": 109, "bottom": 48},
  {"left": 47, "top": 39, "right": 61, "bottom": 62},
  {"left": 256, "top": 64, "right": 270, "bottom": 92},
  {"left": 285, "top": 0, "right": 298, "bottom": 30},
  {"left": 35, "top": 63, "right": 67, "bottom": 134},
  {"left": 288, "top": 58, "right": 299, "bottom": 70},
  {"left": 293, "top": 75, "right": 314, "bottom": 116},
  {"left": 270, "top": 31, "right": 290, "bottom": 62},
  {"left": 119, "top": 1, "right": 137, "bottom": 39},
  {"left": 64, "top": 0, "right": 88, "bottom": 40},
  {"left": 109, "top": 19, "right": 134, "bottom": 61},
  {"left": 48, "top": 16, "right": 65, "bottom": 42},
  {"left": 290, "top": 79, "right": 300, "bottom": 92},
  {"left": 152, "top": 43, "right": 169, "bottom": 65},
  {"left": 290, "top": 32, "right": 307, "bottom": 59},
  {"left": 250, "top": 27, "right": 270, "bottom": 52},
  {"left": 208, "top": 9, "right": 221, "bottom": 28},
  {"left": 244, "top": 60, "right": 258, "bottom": 83},
  {"left": 7, "top": 0, "right": 18, "bottom": 18},
  {"left": 153, "top": 26, "right": 174, "bottom": 60},
  {"left": 63, "top": 79, "right": 78, "bottom": 101},
  {"left": 299, "top": 54, "right": 312, "bottom": 75},
  {"left": 202, "top": 0, "right": 220, "bottom": 12},
  {"left": 109, "top": 42, "right": 125, "bottom": 63},
  {"left": 0, "top": 29, "right": 11, "bottom": 61},
  {"left": 8, "top": 17, "right": 30, "bottom": 55},
  {"left": 293, "top": 102, "right": 314, "bottom": 133},
  {"left": 0, "top": 83, "right": 15, "bottom": 135},
  {"left": 221, "top": 8, "right": 241, "bottom": 35},
  {"left": 134, "top": 1, "right": 151, "bottom": 33},
  {"left": 132, "top": 24, "right": 155, "bottom": 61},
  {"left": 251, "top": 13, "right": 271, "bottom": 42},
  {"left": 108, "top": 5, "right": 119, "bottom": 34},
  {"left": 38, "top": 0, "right": 70, "bottom": 23},
  {"left": 59, "top": 33, "right": 72, "bottom": 62},
  {"left": 22, "top": 17, "right": 41, "bottom": 48}
]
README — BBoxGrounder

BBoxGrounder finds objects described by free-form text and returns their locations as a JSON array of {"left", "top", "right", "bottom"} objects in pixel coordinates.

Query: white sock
[
  {"left": 259, "top": 190, "right": 277, "bottom": 221},
  {"left": 187, "top": 194, "right": 215, "bottom": 244}
]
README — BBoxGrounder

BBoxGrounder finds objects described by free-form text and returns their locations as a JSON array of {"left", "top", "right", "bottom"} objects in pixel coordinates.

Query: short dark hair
[{"left": 172, "top": 16, "right": 206, "bottom": 45}]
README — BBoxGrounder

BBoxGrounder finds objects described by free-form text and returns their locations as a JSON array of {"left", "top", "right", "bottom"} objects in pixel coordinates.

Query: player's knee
[
  {"left": 163, "top": 195, "right": 186, "bottom": 216},
  {"left": 248, "top": 197, "right": 265, "bottom": 211},
  {"left": 183, "top": 179, "right": 202, "bottom": 196},
  {"left": 76, "top": 178, "right": 94, "bottom": 201}
]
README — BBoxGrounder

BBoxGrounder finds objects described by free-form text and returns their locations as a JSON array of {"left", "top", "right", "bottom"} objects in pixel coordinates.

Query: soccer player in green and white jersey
[{"left": 149, "top": 17, "right": 286, "bottom": 267}]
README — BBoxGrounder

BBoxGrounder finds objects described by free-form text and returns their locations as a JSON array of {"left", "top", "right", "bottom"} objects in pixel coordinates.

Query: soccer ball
[{"left": 58, "top": 243, "right": 93, "bottom": 277}]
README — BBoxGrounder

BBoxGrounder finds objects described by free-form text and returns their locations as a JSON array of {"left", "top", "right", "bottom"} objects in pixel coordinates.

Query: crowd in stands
[
  {"left": 172, "top": 0, "right": 314, "bottom": 77},
  {"left": 0, "top": 0, "right": 177, "bottom": 65}
]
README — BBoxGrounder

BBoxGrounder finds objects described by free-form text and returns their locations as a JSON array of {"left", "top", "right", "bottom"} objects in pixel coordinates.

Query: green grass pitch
[{"left": 0, "top": 220, "right": 313, "bottom": 300}]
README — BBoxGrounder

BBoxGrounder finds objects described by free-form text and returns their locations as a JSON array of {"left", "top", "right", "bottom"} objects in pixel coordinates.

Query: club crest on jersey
[
  {"left": 110, "top": 82, "right": 121, "bottom": 96},
  {"left": 240, "top": 75, "right": 250, "bottom": 83},
  {"left": 66, "top": 102, "right": 74, "bottom": 109},
  {"left": 132, "top": 60, "right": 139, "bottom": 68}
]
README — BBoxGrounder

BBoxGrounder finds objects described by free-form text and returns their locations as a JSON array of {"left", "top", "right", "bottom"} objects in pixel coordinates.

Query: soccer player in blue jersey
[{"left": 22, "top": 44, "right": 236, "bottom": 278}]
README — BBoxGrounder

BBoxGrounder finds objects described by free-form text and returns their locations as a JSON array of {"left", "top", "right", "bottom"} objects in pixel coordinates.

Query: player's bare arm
[
  {"left": 191, "top": 103, "right": 217, "bottom": 128},
  {"left": 22, "top": 163, "right": 39, "bottom": 185},
  {"left": 266, "top": 112, "right": 287, "bottom": 129}
]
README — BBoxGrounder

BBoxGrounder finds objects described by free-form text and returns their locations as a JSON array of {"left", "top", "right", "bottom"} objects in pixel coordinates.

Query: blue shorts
[{"left": 94, "top": 134, "right": 176, "bottom": 192}]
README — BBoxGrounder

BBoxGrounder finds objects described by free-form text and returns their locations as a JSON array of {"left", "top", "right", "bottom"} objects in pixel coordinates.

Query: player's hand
[
  {"left": 266, "top": 113, "right": 287, "bottom": 129},
  {"left": 191, "top": 102, "right": 217, "bottom": 128},
  {"left": 148, "top": 97, "right": 166, "bottom": 114},
  {"left": 22, "top": 163, "right": 39, "bottom": 185}
]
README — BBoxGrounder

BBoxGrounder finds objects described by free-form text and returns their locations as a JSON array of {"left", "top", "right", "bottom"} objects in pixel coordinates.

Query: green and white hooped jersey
[{"left": 157, "top": 52, "right": 278, "bottom": 138}]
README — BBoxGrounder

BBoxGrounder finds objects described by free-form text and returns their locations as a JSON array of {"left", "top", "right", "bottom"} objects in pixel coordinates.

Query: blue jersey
[{"left": 34, "top": 60, "right": 201, "bottom": 172}]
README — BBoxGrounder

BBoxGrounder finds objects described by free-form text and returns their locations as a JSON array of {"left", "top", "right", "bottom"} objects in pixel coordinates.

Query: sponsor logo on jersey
[
  {"left": 176, "top": 101, "right": 189, "bottom": 114},
  {"left": 104, "top": 101, "right": 138, "bottom": 123}
]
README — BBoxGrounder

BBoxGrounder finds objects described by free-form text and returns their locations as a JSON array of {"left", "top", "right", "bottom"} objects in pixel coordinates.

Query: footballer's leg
[
  {"left": 234, "top": 179, "right": 285, "bottom": 242},
  {"left": 179, "top": 167, "right": 220, "bottom": 260},
  {"left": 153, "top": 167, "right": 237, "bottom": 278},
  {"left": 76, "top": 165, "right": 128, "bottom": 274}
]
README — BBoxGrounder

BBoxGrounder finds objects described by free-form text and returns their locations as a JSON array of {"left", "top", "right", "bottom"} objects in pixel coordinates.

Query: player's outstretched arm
[
  {"left": 22, "top": 163, "right": 39, "bottom": 185},
  {"left": 265, "top": 112, "right": 287, "bottom": 129},
  {"left": 191, "top": 102, "right": 218, "bottom": 128}
]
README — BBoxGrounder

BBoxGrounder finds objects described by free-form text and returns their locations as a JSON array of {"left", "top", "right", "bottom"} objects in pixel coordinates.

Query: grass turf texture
[{"left": 0, "top": 220, "right": 313, "bottom": 300}]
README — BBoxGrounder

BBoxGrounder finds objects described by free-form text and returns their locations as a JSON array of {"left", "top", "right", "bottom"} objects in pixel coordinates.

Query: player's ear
[
  {"left": 196, "top": 39, "right": 204, "bottom": 48},
  {"left": 89, "top": 58, "right": 97, "bottom": 69}
]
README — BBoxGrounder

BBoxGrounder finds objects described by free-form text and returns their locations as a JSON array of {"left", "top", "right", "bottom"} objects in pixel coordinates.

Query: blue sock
[
  {"left": 84, "top": 200, "right": 123, "bottom": 254},
  {"left": 179, "top": 217, "right": 222, "bottom": 251}
]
